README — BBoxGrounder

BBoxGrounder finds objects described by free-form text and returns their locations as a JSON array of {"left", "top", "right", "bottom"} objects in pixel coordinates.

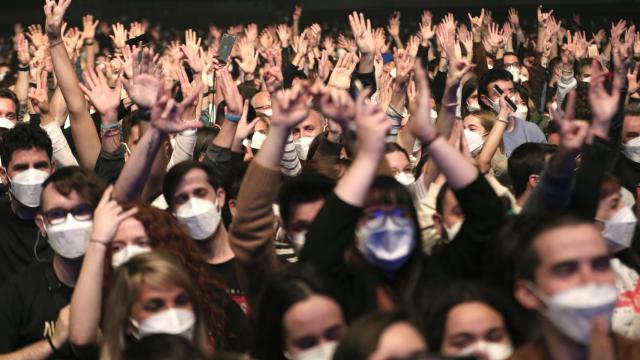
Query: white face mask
[
  {"left": 389, "top": 67, "right": 397, "bottom": 79},
  {"left": 582, "top": 76, "right": 591, "bottom": 83},
  {"left": 506, "top": 65, "right": 521, "bottom": 83},
  {"left": 289, "top": 230, "right": 307, "bottom": 253},
  {"left": 284, "top": 341, "right": 338, "bottom": 360},
  {"left": 45, "top": 215, "right": 93, "bottom": 259},
  {"left": 0, "top": 117, "right": 15, "bottom": 129},
  {"left": 176, "top": 198, "right": 221, "bottom": 240},
  {"left": 294, "top": 136, "right": 315, "bottom": 161},
  {"left": 623, "top": 136, "right": 640, "bottom": 163},
  {"left": 467, "top": 101, "right": 481, "bottom": 113},
  {"left": 464, "top": 129, "right": 485, "bottom": 155},
  {"left": 111, "top": 245, "right": 151, "bottom": 268},
  {"left": 131, "top": 308, "right": 196, "bottom": 340},
  {"left": 601, "top": 206, "right": 638, "bottom": 252},
  {"left": 431, "top": 109, "right": 438, "bottom": 123},
  {"left": 251, "top": 131, "right": 267, "bottom": 150},
  {"left": 532, "top": 282, "right": 618, "bottom": 344},
  {"left": 443, "top": 220, "right": 462, "bottom": 240},
  {"left": 259, "top": 108, "right": 273, "bottom": 117},
  {"left": 356, "top": 215, "right": 416, "bottom": 272},
  {"left": 9, "top": 168, "right": 50, "bottom": 208},
  {"left": 512, "top": 104, "right": 528, "bottom": 122},
  {"left": 394, "top": 172, "right": 415, "bottom": 186},
  {"left": 486, "top": 97, "right": 501, "bottom": 114},
  {"left": 459, "top": 340, "right": 514, "bottom": 360}
]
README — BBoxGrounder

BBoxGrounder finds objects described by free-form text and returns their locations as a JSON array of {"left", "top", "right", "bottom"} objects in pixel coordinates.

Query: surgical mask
[
  {"left": 582, "top": 76, "right": 591, "bottom": 83},
  {"left": 294, "top": 136, "right": 315, "bottom": 161},
  {"left": 395, "top": 172, "right": 415, "bottom": 186},
  {"left": 431, "top": 109, "right": 438, "bottom": 123},
  {"left": 444, "top": 220, "right": 462, "bottom": 240},
  {"left": 45, "top": 215, "right": 93, "bottom": 259},
  {"left": 0, "top": 117, "right": 14, "bottom": 129},
  {"left": 467, "top": 101, "right": 481, "bottom": 113},
  {"left": 487, "top": 97, "right": 501, "bottom": 113},
  {"left": 389, "top": 67, "right": 397, "bottom": 79},
  {"left": 289, "top": 230, "right": 307, "bottom": 252},
  {"left": 0, "top": 72, "right": 7, "bottom": 82},
  {"left": 176, "top": 198, "right": 221, "bottom": 240},
  {"left": 532, "top": 282, "right": 618, "bottom": 344},
  {"left": 259, "top": 108, "right": 273, "bottom": 117},
  {"left": 356, "top": 215, "right": 416, "bottom": 272},
  {"left": 464, "top": 129, "right": 485, "bottom": 155},
  {"left": 111, "top": 245, "right": 151, "bottom": 268},
  {"left": 9, "top": 168, "right": 50, "bottom": 208},
  {"left": 601, "top": 206, "right": 637, "bottom": 253},
  {"left": 623, "top": 136, "right": 640, "bottom": 163},
  {"left": 251, "top": 131, "right": 267, "bottom": 149},
  {"left": 284, "top": 341, "right": 338, "bottom": 360},
  {"left": 459, "top": 341, "right": 514, "bottom": 360},
  {"left": 512, "top": 104, "right": 528, "bottom": 122},
  {"left": 506, "top": 65, "right": 521, "bottom": 83},
  {"left": 131, "top": 308, "right": 196, "bottom": 340}
]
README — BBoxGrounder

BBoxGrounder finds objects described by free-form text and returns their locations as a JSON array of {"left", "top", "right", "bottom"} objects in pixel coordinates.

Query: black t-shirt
[
  {"left": 0, "top": 260, "right": 76, "bottom": 359},
  {"left": 0, "top": 200, "right": 52, "bottom": 286},
  {"left": 208, "top": 258, "right": 248, "bottom": 314}
]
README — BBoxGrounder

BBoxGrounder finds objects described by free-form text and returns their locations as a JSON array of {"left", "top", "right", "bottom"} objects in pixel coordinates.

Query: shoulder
[{"left": 507, "top": 340, "right": 547, "bottom": 360}]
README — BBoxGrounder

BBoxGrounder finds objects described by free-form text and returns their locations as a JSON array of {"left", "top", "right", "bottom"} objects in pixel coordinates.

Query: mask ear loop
[{"left": 34, "top": 230, "right": 44, "bottom": 263}]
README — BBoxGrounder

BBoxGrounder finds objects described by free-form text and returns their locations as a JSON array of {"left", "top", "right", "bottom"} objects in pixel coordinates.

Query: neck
[
  {"left": 541, "top": 320, "right": 589, "bottom": 360},
  {"left": 516, "top": 188, "right": 532, "bottom": 208},
  {"left": 10, "top": 197, "right": 39, "bottom": 220},
  {"left": 197, "top": 226, "right": 235, "bottom": 265},
  {"left": 52, "top": 254, "right": 82, "bottom": 288}
]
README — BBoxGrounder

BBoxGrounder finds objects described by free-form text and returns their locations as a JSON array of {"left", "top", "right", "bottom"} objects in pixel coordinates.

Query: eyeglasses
[
  {"left": 362, "top": 208, "right": 411, "bottom": 229},
  {"left": 42, "top": 204, "right": 93, "bottom": 225}
]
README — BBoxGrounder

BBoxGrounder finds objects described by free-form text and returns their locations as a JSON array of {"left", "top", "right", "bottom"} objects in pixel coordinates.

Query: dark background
[{"left": 1, "top": 0, "right": 640, "bottom": 33}]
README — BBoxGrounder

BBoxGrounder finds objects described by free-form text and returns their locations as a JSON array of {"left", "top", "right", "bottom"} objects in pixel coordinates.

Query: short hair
[
  {"left": 41, "top": 166, "right": 106, "bottom": 210},
  {"left": 385, "top": 142, "right": 410, "bottom": 161},
  {"left": 1, "top": 123, "right": 52, "bottom": 166},
  {"left": 625, "top": 102, "right": 640, "bottom": 117},
  {"left": 478, "top": 69, "right": 513, "bottom": 111},
  {"left": 193, "top": 127, "right": 219, "bottom": 162},
  {"left": 278, "top": 172, "right": 335, "bottom": 228},
  {"left": 514, "top": 213, "right": 593, "bottom": 281},
  {"left": 0, "top": 88, "right": 19, "bottom": 112},
  {"left": 162, "top": 161, "right": 226, "bottom": 210},
  {"left": 464, "top": 111, "right": 496, "bottom": 134},
  {"left": 507, "top": 143, "right": 557, "bottom": 198},
  {"left": 575, "top": 58, "right": 592, "bottom": 77}
]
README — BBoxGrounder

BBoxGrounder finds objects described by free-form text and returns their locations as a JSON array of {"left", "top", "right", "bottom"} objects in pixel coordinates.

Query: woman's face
[
  {"left": 111, "top": 217, "right": 151, "bottom": 253},
  {"left": 441, "top": 302, "right": 512, "bottom": 360},
  {"left": 596, "top": 189, "right": 624, "bottom": 225},
  {"left": 283, "top": 294, "right": 346, "bottom": 356},
  {"left": 255, "top": 119, "right": 269, "bottom": 134},
  {"left": 368, "top": 322, "right": 426, "bottom": 360},
  {"left": 463, "top": 115, "right": 488, "bottom": 137},
  {"left": 385, "top": 151, "right": 412, "bottom": 177},
  {"left": 129, "top": 281, "right": 193, "bottom": 323}
]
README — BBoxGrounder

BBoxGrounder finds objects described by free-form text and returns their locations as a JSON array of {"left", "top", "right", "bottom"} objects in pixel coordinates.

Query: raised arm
[{"left": 45, "top": 0, "right": 101, "bottom": 170}]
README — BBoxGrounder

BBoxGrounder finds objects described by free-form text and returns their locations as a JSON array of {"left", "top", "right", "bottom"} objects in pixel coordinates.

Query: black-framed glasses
[{"left": 42, "top": 204, "right": 93, "bottom": 225}]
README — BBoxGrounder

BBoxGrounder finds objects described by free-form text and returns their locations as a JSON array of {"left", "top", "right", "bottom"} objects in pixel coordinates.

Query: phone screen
[
  {"left": 493, "top": 84, "right": 517, "bottom": 112},
  {"left": 218, "top": 34, "right": 236, "bottom": 63}
]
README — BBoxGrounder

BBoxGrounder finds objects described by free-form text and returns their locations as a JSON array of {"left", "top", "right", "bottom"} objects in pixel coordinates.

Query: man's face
[
  {"left": 623, "top": 115, "right": 640, "bottom": 143},
  {"left": 484, "top": 79, "right": 515, "bottom": 104},
  {"left": 5, "top": 148, "right": 52, "bottom": 180},
  {"left": 503, "top": 54, "right": 519, "bottom": 68},
  {"left": 36, "top": 185, "right": 91, "bottom": 236},
  {"left": 170, "top": 168, "right": 223, "bottom": 211},
  {"left": 532, "top": 224, "right": 613, "bottom": 299},
  {"left": 251, "top": 91, "right": 271, "bottom": 115},
  {"left": 293, "top": 111, "right": 324, "bottom": 141},
  {"left": 0, "top": 98, "right": 17, "bottom": 125}
]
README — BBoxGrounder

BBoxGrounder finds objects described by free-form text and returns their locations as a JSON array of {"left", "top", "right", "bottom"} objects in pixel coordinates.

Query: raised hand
[
  {"left": 79, "top": 67, "right": 122, "bottom": 121},
  {"left": 82, "top": 15, "right": 99, "bottom": 42},
  {"left": 349, "top": 12, "right": 375, "bottom": 54},
  {"left": 180, "top": 43, "right": 205, "bottom": 74},
  {"left": 234, "top": 37, "right": 259, "bottom": 75},
  {"left": 62, "top": 26, "right": 82, "bottom": 59},
  {"left": 355, "top": 88, "right": 391, "bottom": 156},
  {"left": 328, "top": 52, "right": 359, "bottom": 89},
  {"left": 318, "top": 49, "right": 334, "bottom": 82},
  {"left": 486, "top": 22, "right": 505, "bottom": 53},
  {"left": 418, "top": 21, "right": 435, "bottom": 46},
  {"left": 276, "top": 24, "right": 291, "bottom": 47},
  {"left": 589, "top": 60, "right": 622, "bottom": 139},
  {"left": 44, "top": 0, "right": 71, "bottom": 39},
  {"left": 234, "top": 100, "right": 259, "bottom": 141},
  {"left": 394, "top": 48, "right": 415, "bottom": 85},
  {"left": 27, "top": 24, "right": 47, "bottom": 48},
  {"left": 129, "top": 21, "right": 145, "bottom": 38},
  {"left": 262, "top": 46, "right": 283, "bottom": 93},
  {"left": 271, "top": 84, "right": 310, "bottom": 129},
  {"left": 323, "top": 36, "right": 336, "bottom": 56},
  {"left": 410, "top": 61, "right": 437, "bottom": 143},
  {"left": 537, "top": 5, "right": 554, "bottom": 27},
  {"left": 508, "top": 8, "right": 520, "bottom": 28},
  {"left": 110, "top": 23, "right": 127, "bottom": 51},
  {"left": 218, "top": 67, "right": 243, "bottom": 116},
  {"left": 15, "top": 33, "right": 30, "bottom": 66},
  {"left": 91, "top": 186, "right": 138, "bottom": 245},
  {"left": 442, "top": 13, "right": 457, "bottom": 34},
  {"left": 448, "top": 58, "right": 476, "bottom": 84},
  {"left": 387, "top": 11, "right": 401, "bottom": 38},
  {"left": 28, "top": 69, "right": 50, "bottom": 116},
  {"left": 337, "top": 34, "right": 358, "bottom": 53},
  {"left": 123, "top": 47, "right": 163, "bottom": 109},
  {"left": 150, "top": 84, "right": 203, "bottom": 134},
  {"left": 311, "top": 82, "right": 356, "bottom": 124},
  {"left": 549, "top": 90, "right": 589, "bottom": 152},
  {"left": 292, "top": 5, "right": 303, "bottom": 22},
  {"left": 468, "top": 9, "right": 485, "bottom": 37},
  {"left": 244, "top": 23, "right": 258, "bottom": 43}
]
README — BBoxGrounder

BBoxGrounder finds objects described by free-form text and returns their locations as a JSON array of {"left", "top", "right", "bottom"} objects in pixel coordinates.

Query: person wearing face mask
[
  {"left": 614, "top": 104, "right": 640, "bottom": 194},
  {"left": 301, "top": 64, "right": 505, "bottom": 317},
  {"left": 70, "top": 201, "right": 251, "bottom": 355},
  {"left": 292, "top": 110, "right": 326, "bottom": 161},
  {"left": 254, "top": 266, "right": 347, "bottom": 360},
  {"left": 0, "top": 88, "right": 19, "bottom": 129},
  {"left": 424, "top": 283, "right": 523, "bottom": 360},
  {"left": 100, "top": 252, "right": 212, "bottom": 360},
  {"left": 0, "top": 166, "right": 104, "bottom": 359},
  {"left": 477, "top": 69, "right": 546, "bottom": 158},
  {"left": 0, "top": 123, "right": 55, "bottom": 285},
  {"left": 512, "top": 214, "right": 640, "bottom": 359}
]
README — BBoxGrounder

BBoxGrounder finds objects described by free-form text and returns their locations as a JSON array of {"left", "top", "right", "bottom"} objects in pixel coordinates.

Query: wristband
[
  {"left": 100, "top": 122, "right": 120, "bottom": 130},
  {"left": 225, "top": 113, "right": 241, "bottom": 123},
  {"left": 17, "top": 64, "right": 29, "bottom": 72},
  {"left": 49, "top": 39, "right": 64, "bottom": 49},
  {"left": 90, "top": 239, "right": 108, "bottom": 246},
  {"left": 497, "top": 117, "right": 509, "bottom": 124},
  {"left": 84, "top": 40, "right": 95, "bottom": 46},
  {"left": 46, "top": 334, "right": 62, "bottom": 357}
]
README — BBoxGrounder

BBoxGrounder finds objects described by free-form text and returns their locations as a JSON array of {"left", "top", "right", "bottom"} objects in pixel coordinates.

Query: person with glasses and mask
[
  {"left": 0, "top": 123, "right": 55, "bottom": 285},
  {"left": 0, "top": 166, "right": 105, "bottom": 359}
]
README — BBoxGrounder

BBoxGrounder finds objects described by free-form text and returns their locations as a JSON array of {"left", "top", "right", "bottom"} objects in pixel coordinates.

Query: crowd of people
[{"left": 1, "top": 0, "right": 640, "bottom": 358}]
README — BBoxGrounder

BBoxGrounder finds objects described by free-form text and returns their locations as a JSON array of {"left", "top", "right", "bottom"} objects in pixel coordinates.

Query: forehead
[
  {"left": 0, "top": 98, "right": 16, "bottom": 113},
  {"left": 488, "top": 79, "right": 514, "bottom": 94},
  {"left": 503, "top": 54, "right": 518, "bottom": 63},
  {"left": 296, "top": 111, "right": 322, "bottom": 128},
  {"left": 136, "top": 281, "right": 185, "bottom": 301},
  {"left": 41, "top": 186, "right": 84, "bottom": 212},
  {"left": 251, "top": 92, "right": 271, "bottom": 107},
  {"left": 446, "top": 302, "right": 504, "bottom": 334},
  {"left": 385, "top": 151, "right": 410, "bottom": 167},
  {"left": 623, "top": 115, "right": 640, "bottom": 132},
  {"left": 115, "top": 217, "right": 147, "bottom": 240},
  {"left": 9, "top": 148, "right": 50, "bottom": 166},
  {"left": 175, "top": 168, "right": 214, "bottom": 192},
  {"left": 463, "top": 115, "right": 483, "bottom": 127},
  {"left": 534, "top": 224, "right": 607, "bottom": 266},
  {"left": 283, "top": 295, "right": 341, "bottom": 331}
]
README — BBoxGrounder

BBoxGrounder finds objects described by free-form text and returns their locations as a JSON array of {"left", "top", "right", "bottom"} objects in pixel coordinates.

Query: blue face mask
[{"left": 355, "top": 211, "right": 416, "bottom": 272}]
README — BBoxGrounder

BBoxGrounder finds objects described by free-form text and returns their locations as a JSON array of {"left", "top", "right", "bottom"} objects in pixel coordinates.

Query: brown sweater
[{"left": 508, "top": 334, "right": 640, "bottom": 359}]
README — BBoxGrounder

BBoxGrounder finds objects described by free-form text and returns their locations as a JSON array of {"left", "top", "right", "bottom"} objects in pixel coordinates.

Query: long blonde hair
[{"left": 100, "top": 251, "right": 209, "bottom": 360}]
